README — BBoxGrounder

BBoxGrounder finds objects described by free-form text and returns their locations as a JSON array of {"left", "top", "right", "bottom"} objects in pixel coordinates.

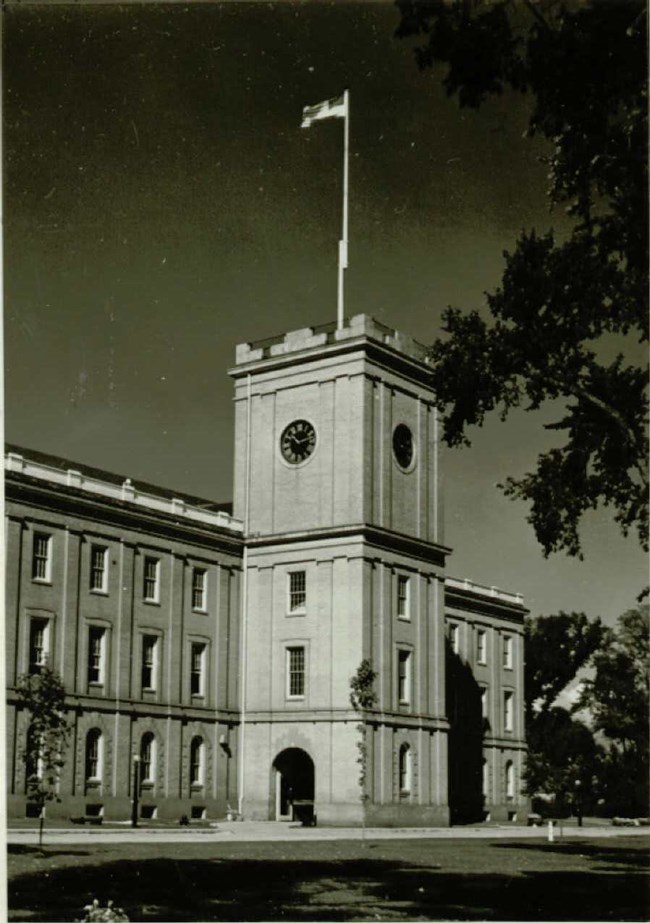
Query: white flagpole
[{"left": 337, "top": 89, "right": 349, "bottom": 330}]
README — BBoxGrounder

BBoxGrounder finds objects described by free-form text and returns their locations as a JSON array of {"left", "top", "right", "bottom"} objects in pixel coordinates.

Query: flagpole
[{"left": 337, "top": 88, "right": 349, "bottom": 331}]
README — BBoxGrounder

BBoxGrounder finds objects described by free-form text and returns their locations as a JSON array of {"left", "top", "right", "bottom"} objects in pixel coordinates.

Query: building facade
[{"left": 5, "top": 314, "right": 527, "bottom": 825}]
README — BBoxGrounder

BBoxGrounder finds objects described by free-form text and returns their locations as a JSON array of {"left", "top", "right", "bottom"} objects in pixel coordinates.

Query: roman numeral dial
[{"left": 280, "top": 420, "right": 317, "bottom": 465}]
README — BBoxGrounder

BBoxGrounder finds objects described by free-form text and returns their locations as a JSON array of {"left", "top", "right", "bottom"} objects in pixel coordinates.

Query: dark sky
[{"left": 5, "top": 0, "right": 646, "bottom": 623}]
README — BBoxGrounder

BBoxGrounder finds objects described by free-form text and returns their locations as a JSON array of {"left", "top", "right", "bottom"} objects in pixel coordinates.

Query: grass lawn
[{"left": 8, "top": 835, "right": 650, "bottom": 922}]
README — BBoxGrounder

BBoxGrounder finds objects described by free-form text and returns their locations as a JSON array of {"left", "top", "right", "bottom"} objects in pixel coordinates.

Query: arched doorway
[{"left": 272, "top": 748, "right": 314, "bottom": 821}]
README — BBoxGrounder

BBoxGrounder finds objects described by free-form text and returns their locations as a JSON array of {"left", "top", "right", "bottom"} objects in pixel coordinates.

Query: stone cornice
[
  {"left": 445, "top": 585, "right": 528, "bottom": 623},
  {"left": 244, "top": 523, "right": 451, "bottom": 567},
  {"left": 7, "top": 689, "right": 241, "bottom": 722},
  {"left": 5, "top": 474, "right": 244, "bottom": 558},
  {"left": 242, "top": 708, "right": 450, "bottom": 730}
]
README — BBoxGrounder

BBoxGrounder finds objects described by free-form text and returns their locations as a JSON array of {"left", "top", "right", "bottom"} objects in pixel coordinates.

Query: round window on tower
[{"left": 392, "top": 424, "right": 414, "bottom": 470}]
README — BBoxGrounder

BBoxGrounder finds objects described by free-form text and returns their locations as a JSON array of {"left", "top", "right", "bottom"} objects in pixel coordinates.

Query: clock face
[
  {"left": 280, "top": 419, "right": 317, "bottom": 465},
  {"left": 393, "top": 424, "right": 414, "bottom": 469}
]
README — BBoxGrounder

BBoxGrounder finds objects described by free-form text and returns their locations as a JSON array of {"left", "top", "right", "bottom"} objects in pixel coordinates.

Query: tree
[
  {"left": 16, "top": 664, "right": 71, "bottom": 847},
  {"left": 523, "top": 611, "right": 604, "bottom": 812},
  {"left": 577, "top": 605, "right": 649, "bottom": 815},
  {"left": 349, "top": 658, "right": 378, "bottom": 837},
  {"left": 525, "top": 611, "right": 604, "bottom": 721},
  {"left": 525, "top": 706, "right": 603, "bottom": 815},
  {"left": 396, "top": 0, "right": 648, "bottom": 558}
]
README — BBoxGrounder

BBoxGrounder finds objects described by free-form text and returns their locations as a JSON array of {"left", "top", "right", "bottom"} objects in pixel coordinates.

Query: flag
[{"left": 301, "top": 94, "right": 347, "bottom": 129}]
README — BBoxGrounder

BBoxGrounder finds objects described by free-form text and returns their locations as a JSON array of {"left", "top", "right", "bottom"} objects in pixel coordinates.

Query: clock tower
[{"left": 229, "top": 314, "right": 451, "bottom": 824}]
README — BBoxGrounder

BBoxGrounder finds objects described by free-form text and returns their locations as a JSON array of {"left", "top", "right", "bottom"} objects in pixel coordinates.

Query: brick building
[{"left": 5, "top": 315, "right": 527, "bottom": 825}]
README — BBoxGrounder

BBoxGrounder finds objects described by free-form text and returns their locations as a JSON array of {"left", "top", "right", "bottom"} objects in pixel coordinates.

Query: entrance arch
[{"left": 272, "top": 748, "right": 314, "bottom": 821}]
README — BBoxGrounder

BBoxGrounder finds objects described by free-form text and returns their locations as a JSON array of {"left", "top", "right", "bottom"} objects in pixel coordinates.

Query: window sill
[
  {"left": 286, "top": 696, "right": 305, "bottom": 702},
  {"left": 31, "top": 579, "right": 52, "bottom": 587},
  {"left": 90, "top": 589, "right": 109, "bottom": 597},
  {"left": 143, "top": 599, "right": 161, "bottom": 607},
  {"left": 397, "top": 615, "right": 411, "bottom": 622},
  {"left": 190, "top": 782, "right": 204, "bottom": 791},
  {"left": 287, "top": 609, "right": 306, "bottom": 617},
  {"left": 192, "top": 608, "right": 207, "bottom": 614},
  {"left": 191, "top": 694, "right": 205, "bottom": 702},
  {"left": 87, "top": 682, "right": 105, "bottom": 692}
]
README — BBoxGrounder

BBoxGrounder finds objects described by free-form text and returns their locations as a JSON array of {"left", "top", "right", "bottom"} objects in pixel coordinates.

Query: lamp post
[
  {"left": 131, "top": 755, "right": 141, "bottom": 828},
  {"left": 574, "top": 779, "right": 583, "bottom": 827}
]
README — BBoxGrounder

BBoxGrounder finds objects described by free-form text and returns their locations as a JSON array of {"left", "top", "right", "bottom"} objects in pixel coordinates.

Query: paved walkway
[{"left": 8, "top": 820, "right": 649, "bottom": 845}]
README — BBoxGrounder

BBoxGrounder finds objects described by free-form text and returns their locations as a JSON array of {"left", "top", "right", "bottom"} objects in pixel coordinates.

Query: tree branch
[{"left": 564, "top": 380, "right": 649, "bottom": 488}]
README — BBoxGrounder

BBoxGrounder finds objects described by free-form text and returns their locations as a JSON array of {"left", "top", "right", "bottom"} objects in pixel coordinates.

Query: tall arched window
[
  {"left": 505, "top": 760, "right": 515, "bottom": 800},
  {"left": 85, "top": 728, "right": 103, "bottom": 781},
  {"left": 398, "top": 743, "right": 412, "bottom": 793},
  {"left": 190, "top": 736, "right": 205, "bottom": 786},
  {"left": 140, "top": 732, "right": 156, "bottom": 783}
]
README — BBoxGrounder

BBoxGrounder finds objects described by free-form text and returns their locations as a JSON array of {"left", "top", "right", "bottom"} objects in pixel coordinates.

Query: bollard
[{"left": 547, "top": 820, "right": 554, "bottom": 843}]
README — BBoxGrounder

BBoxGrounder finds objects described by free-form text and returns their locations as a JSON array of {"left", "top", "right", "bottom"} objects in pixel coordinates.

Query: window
[
  {"left": 480, "top": 686, "right": 488, "bottom": 720},
  {"left": 85, "top": 729, "right": 102, "bottom": 781},
  {"left": 477, "top": 629, "right": 487, "bottom": 665},
  {"left": 503, "top": 635, "right": 513, "bottom": 670},
  {"left": 397, "top": 649, "right": 412, "bottom": 705},
  {"left": 141, "top": 635, "right": 158, "bottom": 691},
  {"left": 288, "top": 571, "right": 306, "bottom": 613},
  {"left": 28, "top": 618, "right": 49, "bottom": 674},
  {"left": 140, "top": 733, "right": 155, "bottom": 783},
  {"left": 505, "top": 760, "right": 515, "bottom": 800},
  {"left": 287, "top": 646, "right": 305, "bottom": 698},
  {"left": 87, "top": 626, "right": 106, "bottom": 686},
  {"left": 397, "top": 575, "right": 410, "bottom": 619},
  {"left": 190, "top": 643, "right": 206, "bottom": 696},
  {"left": 449, "top": 623, "right": 460, "bottom": 655},
  {"left": 143, "top": 556, "right": 160, "bottom": 602},
  {"left": 190, "top": 736, "right": 205, "bottom": 786},
  {"left": 90, "top": 545, "right": 108, "bottom": 592},
  {"left": 192, "top": 568, "right": 207, "bottom": 610},
  {"left": 32, "top": 532, "right": 51, "bottom": 582},
  {"left": 504, "top": 690, "right": 514, "bottom": 732},
  {"left": 398, "top": 743, "right": 412, "bottom": 793}
]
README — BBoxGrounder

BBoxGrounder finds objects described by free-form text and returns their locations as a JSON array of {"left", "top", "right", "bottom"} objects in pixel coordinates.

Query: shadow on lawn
[
  {"left": 9, "top": 845, "right": 91, "bottom": 859},
  {"left": 8, "top": 853, "right": 649, "bottom": 923},
  {"left": 491, "top": 840, "right": 650, "bottom": 869}
]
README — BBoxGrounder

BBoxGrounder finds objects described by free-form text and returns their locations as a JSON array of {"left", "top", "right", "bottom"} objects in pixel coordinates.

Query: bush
[{"left": 77, "top": 898, "right": 129, "bottom": 921}]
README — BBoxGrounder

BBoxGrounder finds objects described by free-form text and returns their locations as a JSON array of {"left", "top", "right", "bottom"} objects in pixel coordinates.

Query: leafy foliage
[
  {"left": 396, "top": 0, "right": 648, "bottom": 557},
  {"left": 523, "top": 607, "right": 649, "bottom": 815},
  {"left": 522, "top": 611, "right": 604, "bottom": 805},
  {"left": 350, "top": 659, "right": 378, "bottom": 809},
  {"left": 16, "top": 664, "right": 71, "bottom": 810},
  {"left": 78, "top": 899, "right": 130, "bottom": 923},
  {"left": 524, "top": 706, "right": 603, "bottom": 809},
  {"left": 524, "top": 611, "right": 604, "bottom": 720},
  {"left": 577, "top": 605, "right": 649, "bottom": 814}
]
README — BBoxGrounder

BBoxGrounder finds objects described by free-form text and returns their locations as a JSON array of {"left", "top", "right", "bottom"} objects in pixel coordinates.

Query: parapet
[
  {"left": 234, "top": 314, "right": 431, "bottom": 366},
  {"left": 5, "top": 450, "right": 243, "bottom": 534}
]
